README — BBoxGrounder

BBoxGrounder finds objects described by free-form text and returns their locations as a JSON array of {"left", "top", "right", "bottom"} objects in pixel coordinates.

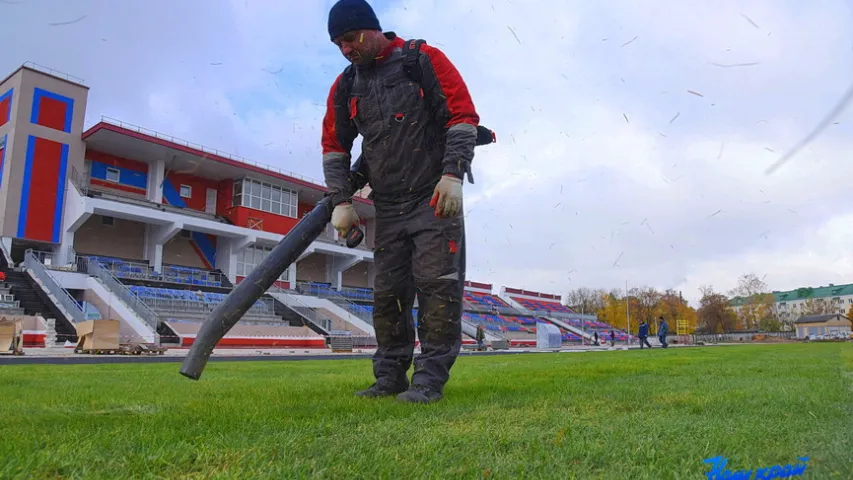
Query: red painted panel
[
  {"left": 23, "top": 333, "right": 46, "bottom": 347},
  {"left": 297, "top": 202, "right": 314, "bottom": 217},
  {"left": 504, "top": 287, "right": 560, "bottom": 300},
  {"left": 230, "top": 206, "right": 299, "bottom": 235},
  {"left": 82, "top": 122, "right": 374, "bottom": 207},
  {"left": 37, "top": 96, "right": 68, "bottom": 132},
  {"left": 0, "top": 97, "right": 9, "bottom": 127},
  {"left": 217, "top": 179, "right": 234, "bottom": 219},
  {"left": 165, "top": 172, "right": 219, "bottom": 212},
  {"left": 89, "top": 178, "right": 146, "bottom": 195},
  {"left": 87, "top": 150, "right": 148, "bottom": 173},
  {"left": 25, "top": 137, "right": 63, "bottom": 242}
]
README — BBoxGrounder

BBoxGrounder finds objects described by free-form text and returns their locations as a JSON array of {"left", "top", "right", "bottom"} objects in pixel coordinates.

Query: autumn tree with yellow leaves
[
  {"left": 697, "top": 285, "right": 739, "bottom": 333},
  {"left": 728, "top": 273, "right": 776, "bottom": 330},
  {"left": 567, "top": 286, "right": 698, "bottom": 335}
]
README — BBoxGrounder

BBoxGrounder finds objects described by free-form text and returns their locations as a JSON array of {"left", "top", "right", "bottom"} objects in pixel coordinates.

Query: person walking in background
[
  {"left": 610, "top": 329, "right": 615, "bottom": 347},
  {"left": 638, "top": 320, "right": 652, "bottom": 349},
  {"left": 658, "top": 316, "right": 669, "bottom": 348}
]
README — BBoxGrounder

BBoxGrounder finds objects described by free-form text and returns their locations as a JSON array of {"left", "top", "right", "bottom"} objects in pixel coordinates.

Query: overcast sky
[{"left": 3, "top": 0, "right": 853, "bottom": 306}]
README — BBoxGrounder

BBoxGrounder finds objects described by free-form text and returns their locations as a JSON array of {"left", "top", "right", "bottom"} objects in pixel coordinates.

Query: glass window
[
  {"left": 234, "top": 178, "right": 298, "bottom": 219},
  {"left": 106, "top": 167, "right": 120, "bottom": 183},
  {"left": 237, "top": 245, "right": 288, "bottom": 281}
]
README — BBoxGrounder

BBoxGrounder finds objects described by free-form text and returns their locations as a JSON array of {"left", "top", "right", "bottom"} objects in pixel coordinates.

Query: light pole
[{"left": 625, "top": 280, "right": 631, "bottom": 346}]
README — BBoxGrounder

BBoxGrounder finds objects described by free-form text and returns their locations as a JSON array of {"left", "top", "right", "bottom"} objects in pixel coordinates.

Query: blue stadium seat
[
  {"left": 464, "top": 291, "right": 512, "bottom": 308},
  {"left": 511, "top": 296, "right": 575, "bottom": 314},
  {"left": 129, "top": 285, "right": 268, "bottom": 312},
  {"left": 90, "top": 256, "right": 223, "bottom": 287}
]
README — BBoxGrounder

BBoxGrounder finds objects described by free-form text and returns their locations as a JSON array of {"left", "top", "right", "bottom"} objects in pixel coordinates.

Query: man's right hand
[{"left": 331, "top": 203, "right": 359, "bottom": 237}]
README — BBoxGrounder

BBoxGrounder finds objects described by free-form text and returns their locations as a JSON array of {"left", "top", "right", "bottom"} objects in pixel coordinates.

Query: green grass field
[{"left": 1, "top": 343, "right": 851, "bottom": 479}]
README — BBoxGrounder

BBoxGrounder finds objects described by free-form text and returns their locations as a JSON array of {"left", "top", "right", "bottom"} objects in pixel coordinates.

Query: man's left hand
[{"left": 430, "top": 174, "right": 463, "bottom": 217}]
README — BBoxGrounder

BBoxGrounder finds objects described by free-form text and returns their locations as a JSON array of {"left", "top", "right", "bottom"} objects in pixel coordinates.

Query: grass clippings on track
[{"left": 0, "top": 343, "right": 851, "bottom": 479}]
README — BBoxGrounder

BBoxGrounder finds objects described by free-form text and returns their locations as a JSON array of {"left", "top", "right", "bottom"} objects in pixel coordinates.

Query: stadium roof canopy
[{"left": 82, "top": 116, "right": 375, "bottom": 218}]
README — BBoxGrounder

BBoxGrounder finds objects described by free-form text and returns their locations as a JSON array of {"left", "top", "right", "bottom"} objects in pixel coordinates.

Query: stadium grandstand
[{"left": 0, "top": 62, "right": 629, "bottom": 351}]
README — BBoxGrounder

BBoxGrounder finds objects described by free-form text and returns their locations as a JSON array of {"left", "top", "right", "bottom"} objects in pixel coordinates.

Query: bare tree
[
  {"left": 629, "top": 286, "right": 662, "bottom": 326},
  {"left": 728, "top": 273, "right": 775, "bottom": 330},
  {"left": 565, "top": 287, "right": 606, "bottom": 314},
  {"left": 800, "top": 298, "right": 833, "bottom": 316},
  {"left": 698, "top": 285, "right": 739, "bottom": 333},
  {"left": 607, "top": 288, "right": 625, "bottom": 301}
]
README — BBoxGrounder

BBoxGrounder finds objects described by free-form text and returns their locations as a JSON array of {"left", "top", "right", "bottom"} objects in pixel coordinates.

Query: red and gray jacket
[{"left": 321, "top": 33, "right": 480, "bottom": 205}]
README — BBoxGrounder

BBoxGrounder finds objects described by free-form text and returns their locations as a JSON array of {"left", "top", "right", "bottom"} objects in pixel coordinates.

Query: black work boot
[
  {"left": 355, "top": 381, "right": 408, "bottom": 398},
  {"left": 395, "top": 384, "right": 443, "bottom": 404}
]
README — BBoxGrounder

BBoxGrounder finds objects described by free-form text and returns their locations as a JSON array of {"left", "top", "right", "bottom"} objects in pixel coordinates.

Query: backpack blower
[{"left": 180, "top": 90, "right": 495, "bottom": 381}]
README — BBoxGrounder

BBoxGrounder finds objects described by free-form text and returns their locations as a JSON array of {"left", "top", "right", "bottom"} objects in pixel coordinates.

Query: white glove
[
  {"left": 331, "top": 203, "right": 359, "bottom": 237},
  {"left": 430, "top": 174, "right": 463, "bottom": 217}
]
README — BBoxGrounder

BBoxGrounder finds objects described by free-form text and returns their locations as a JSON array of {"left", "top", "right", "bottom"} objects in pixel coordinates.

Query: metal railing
[
  {"left": 23, "top": 250, "right": 85, "bottom": 323},
  {"left": 349, "top": 335, "right": 378, "bottom": 348},
  {"left": 0, "top": 238, "right": 13, "bottom": 267},
  {"left": 99, "top": 116, "right": 371, "bottom": 201},
  {"left": 77, "top": 255, "right": 227, "bottom": 288},
  {"left": 78, "top": 257, "right": 160, "bottom": 330},
  {"left": 691, "top": 331, "right": 797, "bottom": 343},
  {"left": 28, "top": 250, "right": 78, "bottom": 271},
  {"left": 23, "top": 61, "right": 85, "bottom": 85},
  {"left": 295, "top": 282, "right": 374, "bottom": 324},
  {"left": 69, "top": 165, "right": 89, "bottom": 196},
  {"left": 89, "top": 185, "right": 228, "bottom": 223},
  {"left": 461, "top": 320, "right": 505, "bottom": 341},
  {"left": 463, "top": 303, "right": 523, "bottom": 316},
  {"left": 276, "top": 292, "right": 337, "bottom": 332},
  {"left": 141, "top": 296, "right": 276, "bottom": 317},
  {"left": 553, "top": 311, "right": 599, "bottom": 321},
  {"left": 71, "top": 166, "right": 228, "bottom": 225},
  {"left": 337, "top": 285, "right": 374, "bottom": 301}
]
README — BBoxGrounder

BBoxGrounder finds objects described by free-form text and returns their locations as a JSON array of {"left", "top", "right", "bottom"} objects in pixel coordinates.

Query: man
[
  {"left": 321, "top": 0, "right": 480, "bottom": 404},
  {"left": 638, "top": 320, "right": 652, "bottom": 349},
  {"left": 476, "top": 324, "right": 485, "bottom": 350},
  {"left": 658, "top": 316, "right": 669, "bottom": 348}
]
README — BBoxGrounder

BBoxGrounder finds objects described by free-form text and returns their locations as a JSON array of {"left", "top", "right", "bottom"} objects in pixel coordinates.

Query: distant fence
[
  {"left": 690, "top": 331, "right": 797, "bottom": 344},
  {"left": 327, "top": 334, "right": 376, "bottom": 348}
]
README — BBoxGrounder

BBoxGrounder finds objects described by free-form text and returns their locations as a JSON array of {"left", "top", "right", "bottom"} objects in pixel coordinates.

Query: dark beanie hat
[{"left": 328, "top": 0, "right": 382, "bottom": 41}]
